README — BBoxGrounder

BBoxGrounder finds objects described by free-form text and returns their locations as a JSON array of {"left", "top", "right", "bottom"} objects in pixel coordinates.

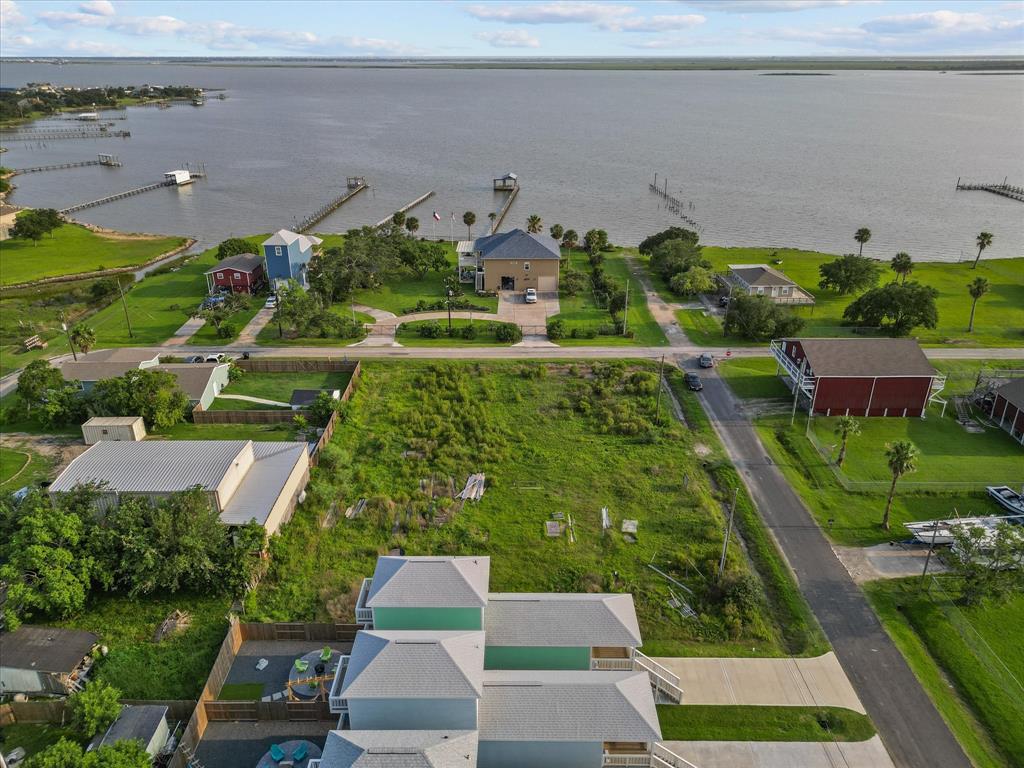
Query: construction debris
[
  {"left": 545, "top": 520, "right": 562, "bottom": 537},
  {"left": 456, "top": 473, "right": 486, "bottom": 501},
  {"left": 345, "top": 498, "right": 368, "bottom": 519},
  {"left": 154, "top": 610, "right": 191, "bottom": 642},
  {"left": 567, "top": 514, "right": 576, "bottom": 544},
  {"left": 621, "top": 519, "right": 638, "bottom": 534},
  {"left": 601, "top": 507, "right": 611, "bottom": 530}
]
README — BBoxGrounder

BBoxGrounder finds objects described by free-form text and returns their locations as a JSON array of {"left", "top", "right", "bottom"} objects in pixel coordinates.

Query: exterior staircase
[{"left": 633, "top": 651, "right": 684, "bottom": 703}]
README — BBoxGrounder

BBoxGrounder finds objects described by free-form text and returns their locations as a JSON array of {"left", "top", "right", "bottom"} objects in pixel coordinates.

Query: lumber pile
[{"left": 456, "top": 473, "right": 486, "bottom": 501}]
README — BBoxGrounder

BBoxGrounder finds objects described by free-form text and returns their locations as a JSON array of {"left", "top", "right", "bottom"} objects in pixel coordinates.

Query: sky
[{"left": 1, "top": 0, "right": 1022, "bottom": 58}]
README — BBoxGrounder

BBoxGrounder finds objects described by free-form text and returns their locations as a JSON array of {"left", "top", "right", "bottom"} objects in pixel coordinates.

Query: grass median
[{"left": 657, "top": 704, "right": 876, "bottom": 742}]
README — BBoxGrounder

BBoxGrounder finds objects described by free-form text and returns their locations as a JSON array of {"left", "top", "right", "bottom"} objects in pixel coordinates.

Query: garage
[{"left": 537, "top": 275, "right": 557, "bottom": 292}]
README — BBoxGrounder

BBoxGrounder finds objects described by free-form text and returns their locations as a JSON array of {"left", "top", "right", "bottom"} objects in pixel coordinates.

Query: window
[
  {"left": 524, "top": 262, "right": 530, "bottom": 271},
  {"left": 756, "top": 286, "right": 765, "bottom": 295},
  {"left": 274, "top": 246, "right": 283, "bottom": 256},
  {"left": 216, "top": 272, "right": 224, "bottom": 279},
  {"left": 233, "top": 272, "right": 241, "bottom": 279},
  {"left": 101, "top": 429, "right": 108, "bottom": 435}
]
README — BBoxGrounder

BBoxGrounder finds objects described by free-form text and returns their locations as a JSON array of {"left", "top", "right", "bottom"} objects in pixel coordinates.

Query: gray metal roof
[
  {"left": 728, "top": 264, "right": 796, "bottom": 288},
  {"left": 471, "top": 229, "right": 561, "bottom": 261},
  {"left": 479, "top": 670, "right": 661, "bottom": 743},
  {"left": 152, "top": 363, "right": 225, "bottom": 401},
  {"left": 94, "top": 705, "right": 167, "bottom": 750},
  {"left": 996, "top": 378, "right": 1024, "bottom": 410},
  {"left": 82, "top": 416, "right": 144, "bottom": 427},
  {"left": 220, "top": 442, "right": 308, "bottom": 526},
  {"left": 791, "top": 338, "right": 936, "bottom": 378},
  {"left": 0, "top": 626, "right": 98, "bottom": 674},
  {"left": 341, "top": 631, "right": 485, "bottom": 700},
  {"left": 366, "top": 557, "right": 490, "bottom": 608},
  {"left": 485, "top": 593, "right": 642, "bottom": 647},
  {"left": 319, "top": 730, "right": 478, "bottom": 768},
  {"left": 205, "top": 253, "right": 263, "bottom": 274}
]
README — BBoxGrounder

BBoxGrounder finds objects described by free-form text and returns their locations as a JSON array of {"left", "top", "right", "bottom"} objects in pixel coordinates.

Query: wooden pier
[
  {"left": 59, "top": 168, "right": 205, "bottom": 216},
  {"left": 955, "top": 177, "right": 1023, "bottom": 203},
  {"left": 649, "top": 173, "right": 702, "bottom": 232},
  {"left": 490, "top": 173, "right": 520, "bottom": 234},
  {"left": 12, "top": 154, "right": 121, "bottom": 175},
  {"left": 295, "top": 179, "right": 368, "bottom": 234},
  {"left": 0, "top": 128, "right": 130, "bottom": 141},
  {"left": 373, "top": 190, "right": 435, "bottom": 229}
]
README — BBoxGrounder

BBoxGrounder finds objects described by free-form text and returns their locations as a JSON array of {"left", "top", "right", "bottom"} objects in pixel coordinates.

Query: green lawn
[
  {"left": 218, "top": 371, "right": 352, "bottom": 403},
  {"left": 256, "top": 304, "right": 368, "bottom": 347},
  {"left": 717, "top": 357, "right": 791, "bottom": 400},
  {"left": 0, "top": 724, "right": 83, "bottom": 758},
  {"left": 0, "top": 445, "right": 54, "bottom": 492},
  {"left": 551, "top": 250, "right": 668, "bottom": 347},
  {"left": 57, "top": 593, "right": 230, "bottom": 700},
  {"left": 0, "top": 447, "right": 29, "bottom": 484},
  {"left": 661, "top": 246, "right": 1024, "bottom": 348},
  {"left": 0, "top": 220, "right": 187, "bottom": 286},
  {"left": 151, "top": 421, "right": 296, "bottom": 442},
  {"left": 657, "top": 704, "right": 875, "bottom": 742},
  {"left": 396, "top": 318, "right": 518, "bottom": 347},
  {"left": 188, "top": 298, "right": 263, "bottom": 346},
  {"left": 246, "top": 360, "right": 823, "bottom": 658},
  {"left": 218, "top": 682, "right": 266, "bottom": 700},
  {"left": 932, "top": 360, "right": 1024, "bottom": 395},
  {"left": 866, "top": 579, "right": 1022, "bottom": 768}
]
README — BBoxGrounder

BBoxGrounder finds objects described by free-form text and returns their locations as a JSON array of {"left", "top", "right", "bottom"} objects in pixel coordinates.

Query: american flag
[{"left": 432, "top": 211, "right": 441, "bottom": 221}]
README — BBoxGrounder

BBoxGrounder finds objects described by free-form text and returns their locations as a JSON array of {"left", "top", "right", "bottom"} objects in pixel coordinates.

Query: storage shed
[
  {"left": 91, "top": 704, "right": 170, "bottom": 757},
  {"left": 990, "top": 379, "right": 1024, "bottom": 446},
  {"left": 0, "top": 626, "right": 98, "bottom": 695},
  {"left": 82, "top": 416, "right": 146, "bottom": 445}
]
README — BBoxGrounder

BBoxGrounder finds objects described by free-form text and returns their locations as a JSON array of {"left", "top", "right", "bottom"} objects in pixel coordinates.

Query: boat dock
[
  {"left": 955, "top": 177, "right": 1024, "bottom": 203},
  {"left": 295, "top": 177, "right": 368, "bottom": 234},
  {"left": 649, "top": 173, "right": 702, "bottom": 232},
  {"left": 373, "top": 190, "right": 435, "bottom": 229},
  {"left": 12, "top": 154, "right": 121, "bottom": 175},
  {"left": 0, "top": 128, "right": 131, "bottom": 141},
  {"left": 59, "top": 167, "right": 205, "bottom": 216},
  {"left": 490, "top": 172, "right": 520, "bottom": 233}
]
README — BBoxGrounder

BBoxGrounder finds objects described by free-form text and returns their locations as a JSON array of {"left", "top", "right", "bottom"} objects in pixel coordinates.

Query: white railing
[
  {"left": 592, "top": 657, "right": 635, "bottom": 671},
  {"left": 652, "top": 743, "right": 701, "bottom": 768},
  {"left": 355, "top": 578, "right": 373, "bottom": 626},
  {"left": 307, "top": 761, "right": 321, "bottom": 768},
  {"left": 602, "top": 754, "right": 652, "bottom": 767},
  {"left": 328, "top": 655, "right": 350, "bottom": 714},
  {"left": 769, "top": 340, "right": 815, "bottom": 397},
  {"left": 634, "top": 651, "right": 683, "bottom": 703}
]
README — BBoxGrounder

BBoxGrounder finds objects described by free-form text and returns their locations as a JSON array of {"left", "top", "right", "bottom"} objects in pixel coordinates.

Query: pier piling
[
  {"left": 373, "top": 191, "right": 435, "bottom": 229},
  {"left": 12, "top": 154, "right": 122, "bottom": 175},
  {"left": 295, "top": 180, "right": 369, "bottom": 233},
  {"left": 955, "top": 178, "right": 1023, "bottom": 203}
]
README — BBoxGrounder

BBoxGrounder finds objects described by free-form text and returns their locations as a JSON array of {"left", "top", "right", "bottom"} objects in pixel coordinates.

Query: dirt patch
[
  {"left": 693, "top": 442, "right": 712, "bottom": 457},
  {"left": 0, "top": 432, "right": 87, "bottom": 474}
]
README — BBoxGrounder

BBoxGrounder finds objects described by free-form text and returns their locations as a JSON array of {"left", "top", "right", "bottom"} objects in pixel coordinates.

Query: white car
[
  {"left": 265, "top": 295, "right": 277, "bottom": 309},
  {"left": 524, "top": 288, "right": 538, "bottom": 304},
  {"left": 205, "top": 353, "right": 227, "bottom": 363}
]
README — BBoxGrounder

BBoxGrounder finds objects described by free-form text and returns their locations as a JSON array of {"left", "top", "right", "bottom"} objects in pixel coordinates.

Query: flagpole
[{"left": 450, "top": 213, "right": 454, "bottom": 244}]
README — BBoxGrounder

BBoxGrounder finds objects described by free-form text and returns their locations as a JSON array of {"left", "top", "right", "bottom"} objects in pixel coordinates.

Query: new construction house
[{"left": 315, "top": 555, "right": 691, "bottom": 768}]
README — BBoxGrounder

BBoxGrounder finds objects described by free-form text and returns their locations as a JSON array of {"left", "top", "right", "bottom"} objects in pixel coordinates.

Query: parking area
[{"left": 496, "top": 290, "right": 559, "bottom": 328}]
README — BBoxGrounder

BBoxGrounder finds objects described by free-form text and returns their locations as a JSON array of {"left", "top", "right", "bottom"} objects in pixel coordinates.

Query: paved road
[
  {"left": 665, "top": 737, "right": 895, "bottom": 768},
  {"left": 690, "top": 361, "right": 971, "bottom": 768}
]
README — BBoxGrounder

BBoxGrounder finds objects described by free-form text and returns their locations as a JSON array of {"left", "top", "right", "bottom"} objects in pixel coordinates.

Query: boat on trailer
[
  {"left": 905, "top": 516, "right": 1003, "bottom": 546},
  {"left": 987, "top": 486, "right": 1024, "bottom": 518}
]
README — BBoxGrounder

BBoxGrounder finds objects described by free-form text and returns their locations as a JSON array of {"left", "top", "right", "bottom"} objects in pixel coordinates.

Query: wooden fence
[
  {"left": 236, "top": 359, "right": 360, "bottom": 376},
  {"left": 192, "top": 408, "right": 297, "bottom": 424},
  {"left": 204, "top": 700, "right": 332, "bottom": 723},
  {"left": 238, "top": 621, "right": 359, "bottom": 642},
  {"left": 0, "top": 698, "right": 196, "bottom": 725}
]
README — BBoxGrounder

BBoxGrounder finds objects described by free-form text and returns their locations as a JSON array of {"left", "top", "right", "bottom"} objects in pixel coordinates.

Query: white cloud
[
  {"left": 683, "top": 0, "right": 878, "bottom": 12},
  {"left": 600, "top": 14, "right": 705, "bottom": 32},
  {"left": 475, "top": 29, "right": 541, "bottom": 47},
  {"left": 465, "top": 1, "right": 634, "bottom": 24},
  {"left": 79, "top": 0, "right": 115, "bottom": 17},
  {"left": 1, "top": 0, "right": 28, "bottom": 27}
]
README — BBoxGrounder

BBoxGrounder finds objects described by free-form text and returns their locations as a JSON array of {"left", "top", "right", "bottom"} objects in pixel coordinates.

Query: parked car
[
  {"left": 200, "top": 295, "right": 225, "bottom": 310},
  {"left": 699, "top": 353, "right": 715, "bottom": 369},
  {"left": 718, "top": 295, "right": 730, "bottom": 308},
  {"left": 4, "top": 747, "right": 27, "bottom": 766},
  {"left": 524, "top": 288, "right": 537, "bottom": 304},
  {"left": 265, "top": 294, "right": 277, "bottom": 309},
  {"left": 185, "top": 354, "right": 204, "bottom": 364},
  {"left": 685, "top": 373, "right": 703, "bottom": 391},
  {"left": 205, "top": 353, "right": 227, "bottom": 363}
]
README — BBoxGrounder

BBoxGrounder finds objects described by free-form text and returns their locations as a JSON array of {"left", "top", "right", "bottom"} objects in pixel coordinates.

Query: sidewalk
[
  {"left": 651, "top": 653, "right": 865, "bottom": 713},
  {"left": 664, "top": 736, "right": 894, "bottom": 768}
]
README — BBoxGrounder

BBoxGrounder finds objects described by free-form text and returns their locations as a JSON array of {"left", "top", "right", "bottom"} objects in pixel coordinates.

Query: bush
[
  {"left": 418, "top": 321, "right": 443, "bottom": 338},
  {"left": 494, "top": 323, "right": 522, "bottom": 343},
  {"left": 460, "top": 323, "right": 478, "bottom": 340},
  {"left": 546, "top": 318, "right": 566, "bottom": 340},
  {"left": 217, "top": 322, "right": 236, "bottom": 339},
  {"left": 560, "top": 269, "right": 588, "bottom": 297},
  {"left": 571, "top": 327, "right": 598, "bottom": 339},
  {"left": 70, "top": 680, "right": 122, "bottom": 738}
]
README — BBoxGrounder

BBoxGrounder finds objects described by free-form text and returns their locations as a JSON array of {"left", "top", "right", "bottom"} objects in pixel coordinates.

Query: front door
[{"left": 500, "top": 276, "right": 515, "bottom": 290}]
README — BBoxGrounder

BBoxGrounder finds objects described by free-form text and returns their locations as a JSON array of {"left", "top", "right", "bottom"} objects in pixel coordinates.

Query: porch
[
  {"left": 591, "top": 648, "right": 684, "bottom": 703},
  {"left": 603, "top": 742, "right": 700, "bottom": 768}
]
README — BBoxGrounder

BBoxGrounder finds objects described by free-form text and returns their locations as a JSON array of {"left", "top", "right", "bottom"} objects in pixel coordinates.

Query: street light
[{"left": 447, "top": 289, "right": 454, "bottom": 334}]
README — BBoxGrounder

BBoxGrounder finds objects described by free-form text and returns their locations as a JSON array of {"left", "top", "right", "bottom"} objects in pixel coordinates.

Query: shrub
[
  {"left": 217, "top": 322, "right": 236, "bottom": 339},
  {"left": 560, "top": 269, "right": 588, "bottom": 297},
  {"left": 494, "top": 323, "right": 522, "bottom": 343},
  {"left": 70, "top": 680, "right": 122, "bottom": 738},
  {"left": 546, "top": 318, "right": 566, "bottom": 340},
  {"left": 418, "top": 321, "right": 443, "bottom": 338},
  {"left": 460, "top": 323, "right": 478, "bottom": 340}
]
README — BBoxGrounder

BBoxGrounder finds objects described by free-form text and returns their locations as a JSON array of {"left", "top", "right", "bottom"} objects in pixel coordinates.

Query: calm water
[{"left": 2, "top": 62, "right": 1023, "bottom": 260}]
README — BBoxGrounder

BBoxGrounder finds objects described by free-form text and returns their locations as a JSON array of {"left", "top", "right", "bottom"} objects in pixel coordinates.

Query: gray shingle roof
[
  {"left": 220, "top": 442, "right": 308, "bottom": 526},
  {"left": 341, "top": 631, "right": 485, "bottom": 700},
  {"left": 485, "top": 593, "right": 642, "bottom": 647},
  {"left": 791, "top": 338, "right": 936, "bottom": 378},
  {"left": 61, "top": 348, "right": 161, "bottom": 383},
  {"left": 94, "top": 705, "right": 167, "bottom": 750},
  {"left": 472, "top": 229, "right": 561, "bottom": 261},
  {"left": 728, "top": 264, "right": 796, "bottom": 288},
  {"left": 479, "top": 670, "right": 661, "bottom": 742},
  {"left": 205, "top": 253, "right": 263, "bottom": 274},
  {"left": 996, "top": 378, "right": 1024, "bottom": 410},
  {"left": 319, "top": 730, "right": 478, "bottom": 768},
  {"left": 366, "top": 557, "right": 490, "bottom": 608},
  {"left": 151, "top": 363, "right": 225, "bottom": 401},
  {"left": 0, "top": 626, "right": 97, "bottom": 674}
]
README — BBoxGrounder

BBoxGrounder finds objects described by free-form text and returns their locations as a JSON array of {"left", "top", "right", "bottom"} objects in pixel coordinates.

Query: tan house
[
  {"left": 81, "top": 416, "right": 146, "bottom": 444},
  {"left": 720, "top": 264, "right": 815, "bottom": 305},
  {"left": 457, "top": 229, "right": 561, "bottom": 293}
]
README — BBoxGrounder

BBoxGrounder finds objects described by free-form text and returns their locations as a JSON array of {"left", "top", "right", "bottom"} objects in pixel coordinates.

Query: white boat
[
  {"left": 986, "top": 486, "right": 1024, "bottom": 517},
  {"left": 905, "top": 516, "right": 1000, "bottom": 546}
]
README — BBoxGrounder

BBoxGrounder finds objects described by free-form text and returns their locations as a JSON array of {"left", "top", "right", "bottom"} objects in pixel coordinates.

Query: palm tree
[
  {"left": 562, "top": 229, "right": 578, "bottom": 249},
  {"left": 405, "top": 217, "right": 419, "bottom": 236},
  {"left": 69, "top": 324, "right": 96, "bottom": 354},
  {"left": 833, "top": 415, "right": 860, "bottom": 468},
  {"left": 890, "top": 252, "right": 912, "bottom": 284},
  {"left": 972, "top": 231, "right": 993, "bottom": 269},
  {"left": 463, "top": 211, "right": 476, "bottom": 240},
  {"left": 854, "top": 227, "right": 872, "bottom": 256},
  {"left": 526, "top": 214, "right": 542, "bottom": 234},
  {"left": 882, "top": 440, "right": 918, "bottom": 530},
  {"left": 966, "top": 277, "right": 990, "bottom": 333},
  {"left": 487, "top": 212, "right": 497, "bottom": 233},
  {"left": 392, "top": 211, "right": 406, "bottom": 229},
  {"left": 550, "top": 223, "right": 564, "bottom": 241}
]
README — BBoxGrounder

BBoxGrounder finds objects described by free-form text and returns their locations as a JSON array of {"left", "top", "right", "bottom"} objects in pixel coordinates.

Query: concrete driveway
[
  {"left": 496, "top": 290, "right": 559, "bottom": 330},
  {"left": 665, "top": 737, "right": 894, "bottom": 768}
]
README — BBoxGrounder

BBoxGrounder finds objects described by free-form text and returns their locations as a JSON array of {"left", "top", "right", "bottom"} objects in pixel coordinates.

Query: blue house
[{"left": 262, "top": 229, "right": 323, "bottom": 289}]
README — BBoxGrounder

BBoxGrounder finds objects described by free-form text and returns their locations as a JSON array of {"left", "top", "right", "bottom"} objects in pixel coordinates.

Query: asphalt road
[{"left": 689, "top": 360, "right": 971, "bottom": 768}]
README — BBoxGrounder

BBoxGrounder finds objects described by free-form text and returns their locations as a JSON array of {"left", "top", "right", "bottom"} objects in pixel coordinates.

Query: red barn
[
  {"left": 990, "top": 379, "right": 1024, "bottom": 446},
  {"left": 204, "top": 253, "right": 266, "bottom": 295},
  {"left": 769, "top": 338, "right": 945, "bottom": 418}
]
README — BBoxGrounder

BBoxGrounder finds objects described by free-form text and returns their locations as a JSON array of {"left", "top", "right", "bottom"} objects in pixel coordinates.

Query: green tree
[
  {"left": 649, "top": 238, "right": 704, "bottom": 281},
  {"left": 462, "top": 211, "right": 476, "bottom": 240},
  {"left": 549, "top": 223, "right": 564, "bottom": 241},
  {"left": 273, "top": 279, "right": 319, "bottom": 338},
  {"left": 192, "top": 292, "right": 249, "bottom": 338},
  {"left": 526, "top": 214, "right": 542, "bottom": 233},
  {"left": 561, "top": 229, "right": 578, "bottom": 249},
  {"left": 638, "top": 226, "right": 698, "bottom": 255},
  {"left": 216, "top": 237, "right": 252, "bottom": 260},
  {"left": 405, "top": 216, "right": 419, "bottom": 236},
  {"left": 293, "top": 413, "right": 309, "bottom": 435},
  {"left": 833, "top": 415, "right": 861, "bottom": 467},
  {"left": 583, "top": 228, "right": 609, "bottom": 256},
  {"left": 949, "top": 521, "right": 1024, "bottom": 606},
  {"left": 391, "top": 210, "right": 406, "bottom": 229},
  {"left": 972, "top": 231, "right": 993, "bottom": 269},
  {"left": 966, "top": 277, "right": 990, "bottom": 333},
  {"left": 723, "top": 294, "right": 804, "bottom": 341},
  {"left": 842, "top": 281, "right": 939, "bottom": 336},
  {"left": 27, "top": 739, "right": 151, "bottom": 768},
  {"left": 882, "top": 440, "right": 918, "bottom": 530},
  {"left": 69, "top": 324, "right": 97, "bottom": 354},
  {"left": 10, "top": 214, "right": 44, "bottom": 245},
  {"left": 669, "top": 265, "right": 715, "bottom": 296},
  {"left": 854, "top": 227, "right": 872, "bottom": 256},
  {"left": 560, "top": 268, "right": 588, "bottom": 296},
  {"left": 818, "top": 254, "right": 881, "bottom": 295},
  {"left": 309, "top": 391, "right": 343, "bottom": 427},
  {"left": 889, "top": 252, "right": 913, "bottom": 284},
  {"left": 16, "top": 358, "right": 66, "bottom": 417},
  {"left": 23, "top": 738, "right": 84, "bottom": 768},
  {"left": 219, "top": 520, "right": 268, "bottom": 596},
  {"left": 487, "top": 212, "right": 497, "bottom": 233},
  {"left": 70, "top": 680, "right": 122, "bottom": 738},
  {"left": 90, "top": 368, "right": 189, "bottom": 429}
]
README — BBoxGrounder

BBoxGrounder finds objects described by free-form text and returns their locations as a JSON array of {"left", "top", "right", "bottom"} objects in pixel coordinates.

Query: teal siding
[
  {"left": 372, "top": 606, "right": 483, "bottom": 630},
  {"left": 484, "top": 646, "right": 590, "bottom": 670}
]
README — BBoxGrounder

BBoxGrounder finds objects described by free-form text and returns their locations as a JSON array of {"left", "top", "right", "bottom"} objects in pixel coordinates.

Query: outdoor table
[{"left": 287, "top": 648, "right": 342, "bottom": 699}]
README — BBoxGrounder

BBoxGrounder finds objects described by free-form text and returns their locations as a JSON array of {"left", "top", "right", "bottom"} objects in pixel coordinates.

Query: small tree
[
  {"left": 70, "top": 680, "right": 122, "bottom": 738},
  {"left": 391, "top": 210, "right": 406, "bottom": 229},
  {"left": 216, "top": 237, "right": 252, "bottom": 260},
  {"left": 949, "top": 521, "right": 1024, "bottom": 605},
  {"left": 966, "top": 277, "right": 990, "bottom": 333},
  {"left": 818, "top": 254, "right": 881, "bottom": 295},
  {"left": 462, "top": 211, "right": 476, "bottom": 240},
  {"left": 723, "top": 294, "right": 804, "bottom": 341},
  {"left": 549, "top": 223, "right": 564, "bottom": 241},
  {"left": 69, "top": 324, "right": 97, "bottom": 354},
  {"left": 405, "top": 216, "right": 419, "bottom": 236},
  {"left": 526, "top": 214, "right": 542, "bottom": 233},
  {"left": 583, "top": 228, "right": 609, "bottom": 256},
  {"left": 972, "top": 231, "right": 993, "bottom": 269},
  {"left": 669, "top": 266, "right": 715, "bottom": 296},
  {"left": 854, "top": 227, "right": 872, "bottom": 256},
  {"left": 890, "top": 252, "right": 913, "bottom": 284},
  {"left": 833, "top": 415, "right": 860, "bottom": 467},
  {"left": 882, "top": 440, "right": 918, "bottom": 530},
  {"left": 10, "top": 215, "right": 44, "bottom": 245},
  {"left": 16, "top": 358, "right": 65, "bottom": 417},
  {"left": 487, "top": 212, "right": 497, "bottom": 232},
  {"left": 309, "top": 391, "right": 343, "bottom": 427},
  {"left": 561, "top": 229, "right": 578, "bottom": 249},
  {"left": 293, "top": 413, "right": 309, "bottom": 436}
]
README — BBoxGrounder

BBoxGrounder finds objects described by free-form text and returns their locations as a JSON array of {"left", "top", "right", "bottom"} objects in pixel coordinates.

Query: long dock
[
  {"left": 59, "top": 169, "right": 205, "bottom": 215},
  {"left": 649, "top": 173, "right": 702, "bottom": 232},
  {"left": 373, "top": 190, "right": 435, "bottom": 229},
  {"left": 0, "top": 129, "right": 131, "bottom": 141},
  {"left": 955, "top": 177, "right": 1023, "bottom": 203},
  {"left": 491, "top": 185, "right": 519, "bottom": 233},
  {"left": 13, "top": 154, "right": 121, "bottom": 175},
  {"left": 295, "top": 180, "right": 368, "bottom": 233}
]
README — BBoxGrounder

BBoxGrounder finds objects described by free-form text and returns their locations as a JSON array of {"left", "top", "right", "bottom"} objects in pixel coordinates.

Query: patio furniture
[
  {"left": 255, "top": 658, "right": 269, "bottom": 671},
  {"left": 314, "top": 663, "right": 325, "bottom": 676},
  {"left": 293, "top": 659, "right": 309, "bottom": 673},
  {"left": 293, "top": 743, "right": 309, "bottom": 761},
  {"left": 319, "top": 646, "right": 332, "bottom": 662},
  {"left": 270, "top": 744, "right": 286, "bottom": 762}
]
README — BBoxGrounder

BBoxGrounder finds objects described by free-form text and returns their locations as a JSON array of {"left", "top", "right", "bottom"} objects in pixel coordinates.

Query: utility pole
[
  {"left": 655, "top": 354, "right": 665, "bottom": 425},
  {"left": 117, "top": 279, "right": 134, "bottom": 338},
  {"left": 622, "top": 280, "right": 629, "bottom": 337},
  {"left": 919, "top": 518, "right": 941, "bottom": 593},
  {"left": 790, "top": 359, "right": 806, "bottom": 427},
  {"left": 60, "top": 313, "right": 77, "bottom": 361},
  {"left": 718, "top": 488, "right": 738, "bottom": 581}
]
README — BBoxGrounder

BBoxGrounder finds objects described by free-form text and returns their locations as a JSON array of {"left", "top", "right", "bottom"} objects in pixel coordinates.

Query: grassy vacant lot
[
  {"left": 396, "top": 319, "right": 518, "bottom": 347},
  {"left": 657, "top": 705, "right": 875, "bottom": 742},
  {"left": 256, "top": 303, "right": 369, "bottom": 347},
  {"left": 0, "top": 220, "right": 187, "bottom": 286},
  {"left": 0, "top": 724, "right": 83, "bottom": 759},
  {"left": 247, "top": 360, "right": 825, "bottom": 658},
  {"left": 552, "top": 250, "right": 668, "bottom": 347},
  {"left": 151, "top": 421, "right": 296, "bottom": 442},
  {"left": 867, "top": 579, "right": 1023, "bottom": 768},
  {"left": 676, "top": 307, "right": 759, "bottom": 348},
  {"left": 57, "top": 594, "right": 230, "bottom": 700},
  {"left": 716, "top": 357, "right": 791, "bottom": 400},
  {"left": 647, "top": 246, "right": 1024, "bottom": 348},
  {"left": 218, "top": 371, "right": 352, "bottom": 403}
]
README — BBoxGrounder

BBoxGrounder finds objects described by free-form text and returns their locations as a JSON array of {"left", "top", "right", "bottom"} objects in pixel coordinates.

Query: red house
[
  {"left": 990, "top": 379, "right": 1024, "bottom": 446},
  {"left": 769, "top": 338, "right": 946, "bottom": 418},
  {"left": 204, "top": 253, "right": 266, "bottom": 295}
]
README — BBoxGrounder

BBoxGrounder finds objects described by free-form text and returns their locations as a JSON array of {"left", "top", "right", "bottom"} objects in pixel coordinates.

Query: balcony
[
  {"left": 601, "top": 743, "right": 700, "bottom": 768},
  {"left": 355, "top": 578, "right": 373, "bottom": 627},
  {"left": 769, "top": 340, "right": 815, "bottom": 398},
  {"left": 327, "top": 654, "right": 350, "bottom": 714},
  {"left": 592, "top": 657, "right": 635, "bottom": 671}
]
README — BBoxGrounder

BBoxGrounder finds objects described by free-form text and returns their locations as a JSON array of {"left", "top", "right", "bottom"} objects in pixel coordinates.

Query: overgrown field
[{"left": 247, "top": 360, "right": 823, "bottom": 657}]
